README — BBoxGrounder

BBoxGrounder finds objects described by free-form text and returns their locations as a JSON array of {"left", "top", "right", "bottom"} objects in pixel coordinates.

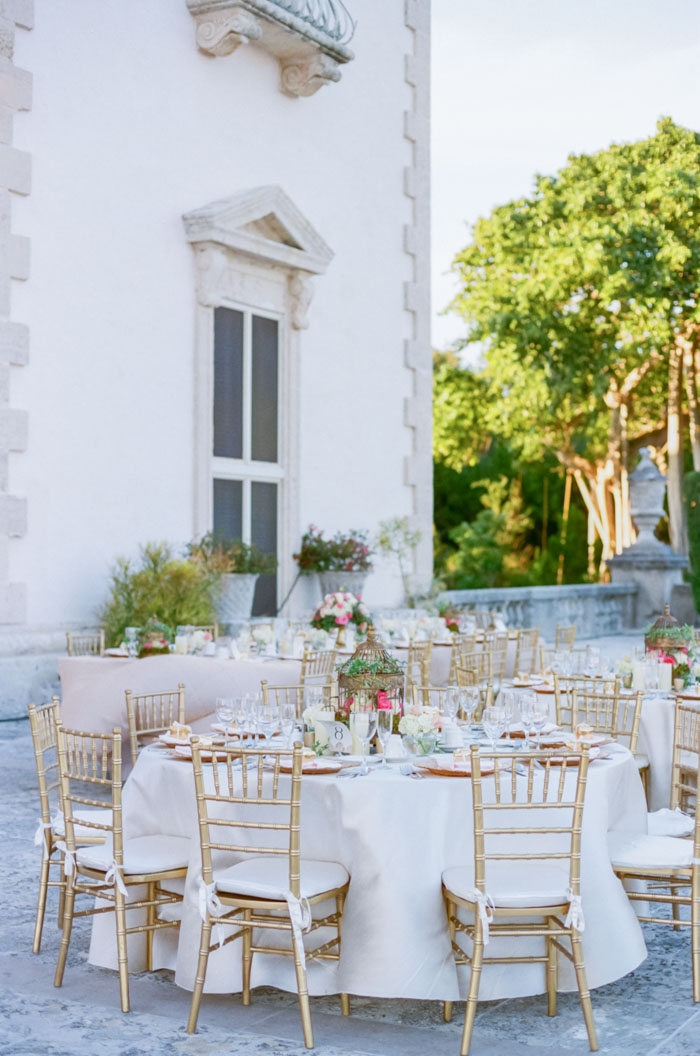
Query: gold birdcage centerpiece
[
  {"left": 336, "top": 627, "right": 405, "bottom": 727},
  {"left": 644, "top": 604, "right": 693, "bottom": 654}
]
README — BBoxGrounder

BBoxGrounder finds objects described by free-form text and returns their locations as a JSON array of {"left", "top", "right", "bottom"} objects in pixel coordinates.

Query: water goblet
[
  {"left": 279, "top": 700, "right": 296, "bottom": 748},
  {"left": 443, "top": 686, "right": 460, "bottom": 725},
  {"left": 502, "top": 690, "right": 519, "bottom": 744},
  {"left": 377, "top": 708, "right": 393, "bottom": 767},
  {"left": 531, "top": 700, "right": 549, "bottom": 748},
  {"left": 482, "top": 705, "right": 507, "bottom": 752},
  {"left": 255, "top": 700, "right": 280, "bottom": 748},
  {"left": 519, "top": 691, "right": 536, "bottom": 749},
  {"left": 458, "top": 687, "right": 479, "bottom": 742},
  {"left": 215, "top": 697, "right": 235, "bottom": 748},
  {"left": 349, "top": 708, "right": 378, "bottom": 775}
]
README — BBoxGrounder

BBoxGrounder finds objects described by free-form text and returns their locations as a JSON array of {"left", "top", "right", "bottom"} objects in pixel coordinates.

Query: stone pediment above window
[
  {"left": 183, "top": 185, "right": 333, "bottom": 327},
  {"left": 186, "top": 0, "right": 355, "bottom": 97}
]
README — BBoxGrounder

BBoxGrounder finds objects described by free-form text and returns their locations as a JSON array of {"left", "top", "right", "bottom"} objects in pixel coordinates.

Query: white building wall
[{"left": 8, "top": 0, "right": 431, "bottom": 628}]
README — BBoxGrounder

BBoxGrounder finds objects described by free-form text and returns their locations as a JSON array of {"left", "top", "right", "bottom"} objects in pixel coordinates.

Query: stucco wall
[{"left": 8, "top": 0, "right": 432, "bottom": 625}]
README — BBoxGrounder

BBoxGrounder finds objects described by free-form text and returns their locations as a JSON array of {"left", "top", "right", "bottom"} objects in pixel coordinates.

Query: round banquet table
[{"left": 88, "top": 746, "right": 648, "bottom": 1002}]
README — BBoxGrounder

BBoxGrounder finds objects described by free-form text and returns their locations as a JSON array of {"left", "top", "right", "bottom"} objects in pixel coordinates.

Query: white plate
[{"left": 158, "top": 733, "right": 192, "bottom": 747}]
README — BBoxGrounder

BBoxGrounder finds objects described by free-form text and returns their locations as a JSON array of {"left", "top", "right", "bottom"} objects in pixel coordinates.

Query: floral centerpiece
[
  {"left": 336, "top": 629, "right": 405, "bottom": 745},
  {"left": 644, "top": 605, "right": 694, "bottom": 662},
  {"left": 399, "top": 705, "right": 441, "bottom": 756},
  {"left": 138, "top": 615, "right": 173, "bottom": 658},
  {"left": 311, "top": 592, "right": 372, "bottom": 645}
]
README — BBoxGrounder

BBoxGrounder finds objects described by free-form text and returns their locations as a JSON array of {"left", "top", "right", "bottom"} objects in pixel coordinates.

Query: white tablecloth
[{"left": 88, "top": 747, "right": 647, "bottom": 1001}]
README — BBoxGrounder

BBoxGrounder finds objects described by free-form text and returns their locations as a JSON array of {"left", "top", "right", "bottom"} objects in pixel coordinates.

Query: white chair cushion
[
  {"left": 647, "top": 808, "right": 695, "bottom": 838},
  {"left": 77, "top": 835, "right": 190, "bottom": 875},
  {"left": 54, "top": 808, "right": 112, "bottom": 842},
  {"left": 215, "top": 856, "right": 349, "bottom": 900},
  {"left": 442, "top": 860, "right": 571, "bottom": 909},
  {"left": 608, "top": 830, "right": 695, "bottom": 871}
]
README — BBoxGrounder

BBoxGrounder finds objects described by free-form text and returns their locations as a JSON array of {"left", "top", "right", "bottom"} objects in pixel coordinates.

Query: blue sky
[{"left": 431, "top": 0, "right": 700, "bottom": 351}]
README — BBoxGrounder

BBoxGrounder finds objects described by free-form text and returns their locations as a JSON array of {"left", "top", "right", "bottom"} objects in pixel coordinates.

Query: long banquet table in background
[{"left": 88, "top": 744, "right": 648, "bottom": 1003}]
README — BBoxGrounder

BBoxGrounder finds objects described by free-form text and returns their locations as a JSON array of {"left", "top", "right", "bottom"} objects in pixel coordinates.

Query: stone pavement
[{"left": 1, "top": 709, "right": 699, "bottom": 1056}]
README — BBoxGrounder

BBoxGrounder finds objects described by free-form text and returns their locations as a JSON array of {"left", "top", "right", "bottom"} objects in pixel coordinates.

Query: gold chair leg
[
  {"left": 692, "top": 892, "right": 700, "bottom": 1003},
  {"left": 54, "top": 875, "right": 76, "bottom": 987},
  {"left": 114, "top": 887, "right": 130, "bottom": 1013},
  {"left": 57, "top": 872, "right": 65, "bottom": 930},
  {"left": 444, "top": 895, "right": 456, "bottom": 1023},
  {"left": 672, "top": 894, "right": 681, "bottom": 932},
  {"left": 291, "top": 930, "right": 313, "bottom": 1050},
  {"left": 336, "top": 891, "right": 350, "bottom": 1016},
  {"left": 187, "top": 920, "right": 212, "bottom": 1034},
  {"left": 242, "top": 910, "right": 252, "bottom": 1006},
  {"left": 546, "top": 917, "right": 558, "bottom": 1017},
  {"left": 570, "top": 931, "right": 598, "bottom": 1051},
  {"left": 145, "top": 882, "right": 155, "bottom": 972},
  {"left": 33, "top": 853, "right": 51, "bottom": 953},
  {"left": 461, "top": 922, "right": 484, "bottom": 1056}
]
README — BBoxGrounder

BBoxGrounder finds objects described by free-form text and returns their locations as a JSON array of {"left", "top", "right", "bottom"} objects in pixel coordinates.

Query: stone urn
[
  {"left": 318, "top": 570, "right": 368, "bottom": 600},
  {"left": 214, "top": 573, "right": 258, "bottom": 627}
]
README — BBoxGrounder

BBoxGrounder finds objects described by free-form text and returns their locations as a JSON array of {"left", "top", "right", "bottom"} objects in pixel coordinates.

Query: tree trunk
[
  {"left": 668, "top": 344, "right": 688, "bottom": 554},
  {"left": 620, "top": 399, "right": 633, "bottom": 547},
  {"left": 684, "top": 342, "right": 700, "bottom": 471},
  {"left": 557, "top": 470, "right": 572, "bottom": 586}
]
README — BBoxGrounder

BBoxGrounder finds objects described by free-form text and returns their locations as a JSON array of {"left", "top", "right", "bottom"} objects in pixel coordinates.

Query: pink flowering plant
[
  {"left": 311, "top": 592, "right": 372, "bottom": 635},
  {"left": 294, "top": 525, "right": 373, "bottom": 573}
]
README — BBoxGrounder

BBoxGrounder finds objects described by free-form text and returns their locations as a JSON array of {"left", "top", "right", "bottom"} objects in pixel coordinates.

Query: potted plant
[
  {"left": 187, "top": 532, "right": 277, "bottom": 627},
  {"left": 293, "top": 524, "right": 373, "bottom": 599}
]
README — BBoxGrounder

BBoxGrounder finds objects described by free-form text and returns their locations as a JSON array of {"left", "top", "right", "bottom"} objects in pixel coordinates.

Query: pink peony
[
  {"left": 376, "top": 691, "right": 393, "bottom": 710},
  {"left": 336, "top": 613, "right": 351, "bottom": 625},
  {"left": 359, "top": 622, "right": 367, "bottom": 632}
]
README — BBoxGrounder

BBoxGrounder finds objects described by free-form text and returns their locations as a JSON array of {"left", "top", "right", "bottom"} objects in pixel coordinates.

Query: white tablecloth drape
[{"left": 88, "top": 748, "right": 647, "bottom": 1002}]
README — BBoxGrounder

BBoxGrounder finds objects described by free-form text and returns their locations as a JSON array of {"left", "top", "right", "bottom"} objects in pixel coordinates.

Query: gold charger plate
[{"left": 417, "top": 756, "right": 496, "bottom": 778}]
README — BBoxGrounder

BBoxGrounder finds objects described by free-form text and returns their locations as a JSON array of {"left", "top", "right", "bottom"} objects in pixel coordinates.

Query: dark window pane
[
  {"left": 213, "top": 307, "right": 243, "bottom": 459},
  {"left": 251, "top": 481, "right": 277, "bottom": 615},
  {"left": 213, "top": 478, "right": 243, "bottom": 542},
  {"left": 251, "top": 315, "right": 278, "bottom": 463}
]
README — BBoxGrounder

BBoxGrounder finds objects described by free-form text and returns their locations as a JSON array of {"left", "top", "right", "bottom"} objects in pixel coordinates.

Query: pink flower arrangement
[{"left": 310, "top": 591, "right": 372, "bottom": 635}]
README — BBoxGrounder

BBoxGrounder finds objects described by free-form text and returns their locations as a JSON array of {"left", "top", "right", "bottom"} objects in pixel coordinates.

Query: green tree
[{"left": 450, "top": 117, "right": 700, "bottom": 565}]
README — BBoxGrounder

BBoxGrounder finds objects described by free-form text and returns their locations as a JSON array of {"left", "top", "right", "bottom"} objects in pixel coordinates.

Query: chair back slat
[
  {"left": 55, "top": 723, "right": 121, "bottom": 857},
  {"left": 66, "top": 630, "right": 105, "bottom": 657},
  {"left": 555, "top": 624, "right": 577, "bottom": 650},
  {"left": 671, "top": 700, "right": 700, "bottom": 814},
  {"left": 191, "top": 742, "right": 303, "bottom": 898},
  {"left": 405, "top": 640, "right": 432, "bottom": 689},
  {"left": 125, "top": 683, "right": 185, "bottom": 761},
  {"left": 300, "top": 646, "right": 337, "bottom": 687},
  {"left": 554, "top": 674, "right": 619, "bottom": 733},
  {"left": 261, "top": 680, "right": 333, "bottom": 720},
  {"left": 28, "top": 699, "right": 62, "bottom": 826},
  {"left": 513, "top": 627, "right": 540, "bottom": 676}
]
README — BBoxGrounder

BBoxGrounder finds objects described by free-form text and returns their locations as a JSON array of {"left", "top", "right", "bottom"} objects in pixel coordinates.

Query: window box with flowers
[{"left": 294, "top": 524, "right": 373, "bottom": 599}]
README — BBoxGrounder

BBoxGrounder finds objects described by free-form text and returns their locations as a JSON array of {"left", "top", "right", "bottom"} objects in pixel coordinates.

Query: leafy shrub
[
  {"left": 187, "top": 532, "right": 277, "bottom": 575},
  {"left": 99, "top": 542, "right": 216, "bottom": 647},
  {"left": 684, "top": 471, "right": 700, "bottom": 611}
]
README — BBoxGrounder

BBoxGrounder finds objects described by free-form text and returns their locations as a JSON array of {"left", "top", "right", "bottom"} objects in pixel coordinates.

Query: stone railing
[{"left": 438, "top": 583, "right": 639, "bottom": 640}]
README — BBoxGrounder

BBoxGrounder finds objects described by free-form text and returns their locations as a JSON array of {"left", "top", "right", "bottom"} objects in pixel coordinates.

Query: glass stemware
[
  {"left": 502, "top": 690, "right": 518, "bottom": 744},
  {"left": 531, "top": 700, "right": 549, "bottom": 748},
  {"left": 215, "top": 697, "right": 235, "bottom": 748},
  {"left": 255, "top": 700, "right": 280, "bottom": 747},
  {"left": 349, "top": 709, "right": 378, "bottom": 775},
  {"left": 458, "top": 687, "right": 479, "bottom": 742},
  {"left": 279, "top": 700, "right": 296, "bottom": 748},
  {"left": 376, "top": 708, "right": 393, "bottom": 767},
  {"left": 482, "top": 705, "right": 506, "bottom": 752},
  {"left": 519, "top": 691, "right": 536, "bottom": 749}
]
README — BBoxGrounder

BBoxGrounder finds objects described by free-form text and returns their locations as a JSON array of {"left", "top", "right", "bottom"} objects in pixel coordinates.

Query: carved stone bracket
[{"left": 186, "top": 0, "right": 354, "bottom": 97}]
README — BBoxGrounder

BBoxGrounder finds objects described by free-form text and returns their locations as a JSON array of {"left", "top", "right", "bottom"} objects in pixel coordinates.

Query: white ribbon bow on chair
[
  {"left": 285, "top": 890, "right": 312, "bottom": 954},
  {"left": 198, "top": 881, "right": 229, "bottom": 948},
  {"left": 55, "top": 840, "right": 76, "bottom": 877},
  {"left": 565, "top": 888, "right": 585, "bottom": 932},
  {"left": 33, "top": 819, "right": 53, "bottom": 852},
  {"left": 464, "top": 888, "right": 495, "bottom": 945},
  {"left": 105, "top": 859, "right": 128, "bottom": 896}
]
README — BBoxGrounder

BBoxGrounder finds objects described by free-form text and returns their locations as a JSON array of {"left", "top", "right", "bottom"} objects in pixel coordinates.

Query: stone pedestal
[{"left": 608, "top": 448, "right": 688, "bottom": 626}]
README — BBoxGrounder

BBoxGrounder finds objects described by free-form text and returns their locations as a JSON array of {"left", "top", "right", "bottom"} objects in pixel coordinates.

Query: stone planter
[
  {"left": 318, "top": 571, "right": 368, "bottom": 599},
  {"left": 215, "top": 573, "right": 259, "bottom": 627}
]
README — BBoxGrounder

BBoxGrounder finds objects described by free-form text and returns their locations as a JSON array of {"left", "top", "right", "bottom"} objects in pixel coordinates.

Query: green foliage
[
  {"left": 433, "top": 353, "right": 492, "bottom": 472},
  {"left": 442, "top": 477, "right": 533, "bottom": 589},
  {"left": 683, "top": 470, "right": 700, "bottom": 609},
  {"left": 187, "top": 532, "right": 277, "bottom": 575},
  {"left": 99, "top": 542, "right": 216, "bottom": 647}
]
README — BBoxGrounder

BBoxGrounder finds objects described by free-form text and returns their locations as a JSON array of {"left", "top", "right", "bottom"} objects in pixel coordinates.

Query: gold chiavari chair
[
  {"left": 125, "top": 683, "right": 186, "bottom": 763},
  {"left": 448, "top": 634, "right": 479, "bottom": 684},
  {"left": 442, "top": 745, "right": 597, "bottom": 1054},
  {"left": 186, "top": 741, "right": 351, "bottom": 1047},
  {"left": 610, "top": 701, "right": 700, "bottom": 1002},
  {"left": 466, "top": 610, "right": 495, "bottom": 630},
  {"left": 299, "top": 645, "right": 337, "bottom": 687},
  {"left": 405, "top": 639, "right": 432, "bottom": 689},
  {"left": 553, "top": 675, "right": 620, "bottom": 735},
  {"left": 513, "top": 627, "right": 540, "bottom": 676},
  {"left": 483, "top": 630, "right": 510, "bottom": 682},
  {"left": 28, "top": 700, "right": 110, "bottom": 953},
  {"left": 411, "top": 684, "right": 452, "bottom": 712},
  {"left": 260, "top": 680, "right": 334, "bottom": 720},
  {"left": 455, "top": 660, "right": 493, "bottom": 721},
  {"left": 192, "top": 623, "right": 219, "bottom": 639},
  {"left": 555, "top": 624, "right": 577, "bottom": 650},
  {"left": 53, "top": 723, "right": 189, "bottom": 1012},
  {"left": 66, "top": 629, "right": 105, "bottom": 656}
]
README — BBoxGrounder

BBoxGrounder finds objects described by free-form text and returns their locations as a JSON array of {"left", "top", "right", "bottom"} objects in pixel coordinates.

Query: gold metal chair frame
[
  {"left": 187, "top": 741, "right": 350, "bottom": 1048},
  {"left": 405, "top": 639, "right": 432, "bottom": 689},
  {"left": 28, "top": 698, "right": 108, "bottom": 953},
  {"left": 553, "top": 675, "right": 621, "bottom": 734},
  {"left": 125, "top": 682, "right": 185, "bottom": 762},
  {"left": 53, "top": 723, "right": 186, "bottom": 1012},
  {"left": 454, "top": 663, "right": 493, "bottom": 720},
  {"left": 442, "top": 745, "right": 597, "bottom": 1054},
  {"left": 555, "top": 624, "right": 577, "bottom": 650},
  {"left": 66, "top": 629, "right": 105, "bottom": 656},
  {"left": 261, "top": 680, "right": 334, "bottom": 721},
  {"left": 513, "top": 627, "right": 540, "bottom": 676},
  {"left": 612, "top": 700, "right": 700, "bottom": 1002},
  {"left": 299, "top": 645, "right": 337, "bottom": 688},
  {"left": 448, "top": 634, "right": 479, "bottom": 684}
]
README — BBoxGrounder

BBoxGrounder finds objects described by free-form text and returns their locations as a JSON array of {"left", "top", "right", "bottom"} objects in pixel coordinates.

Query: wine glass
[
  {"left": 376, "top": 708, "right": 393, "bottom": 767},
  {"left": 519, "top": 691, "right": 536, "bottom": 749},
  {"left": 585, "top": 646, "right": 601, "bottom": 678},
  {"left": 459, "top": 687, "right": 479, "bottom": 742},
  {"left": 125, "top": 627, "right": 139, "bottom": 659},
  {"left": 349, "top": 708, "right": 378, "bottom": 775},
  {"left": 531, "top": 699, "right": 549, "bottom": 748},
  {"left": 443, "top": 686, "right": 460, "bottom": 725},
  {"left": 279, "top": 700, "right": 296, "bottom": 748},
  {"left": 482, "top": 705, "right": 506, "bottom": 752},
  {"left": 232, "top": 696, "right": 248, "bottom": 743},
  {"left": 255, "top": 700, "right": 280, "bottom": 748},
  {"left": 215, "top": 697, "right": 235, "bottom": 747},
  {"left": 246, "top": 692, "right": 262, "bottom": 744},
  {"left": 502, "top": 690, "right": 519, "bottom": 744}
]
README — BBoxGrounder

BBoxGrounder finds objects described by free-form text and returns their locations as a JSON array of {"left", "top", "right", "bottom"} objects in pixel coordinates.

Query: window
[{"left": 212, "top": 305, "right": 281, "bottom": 615}]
